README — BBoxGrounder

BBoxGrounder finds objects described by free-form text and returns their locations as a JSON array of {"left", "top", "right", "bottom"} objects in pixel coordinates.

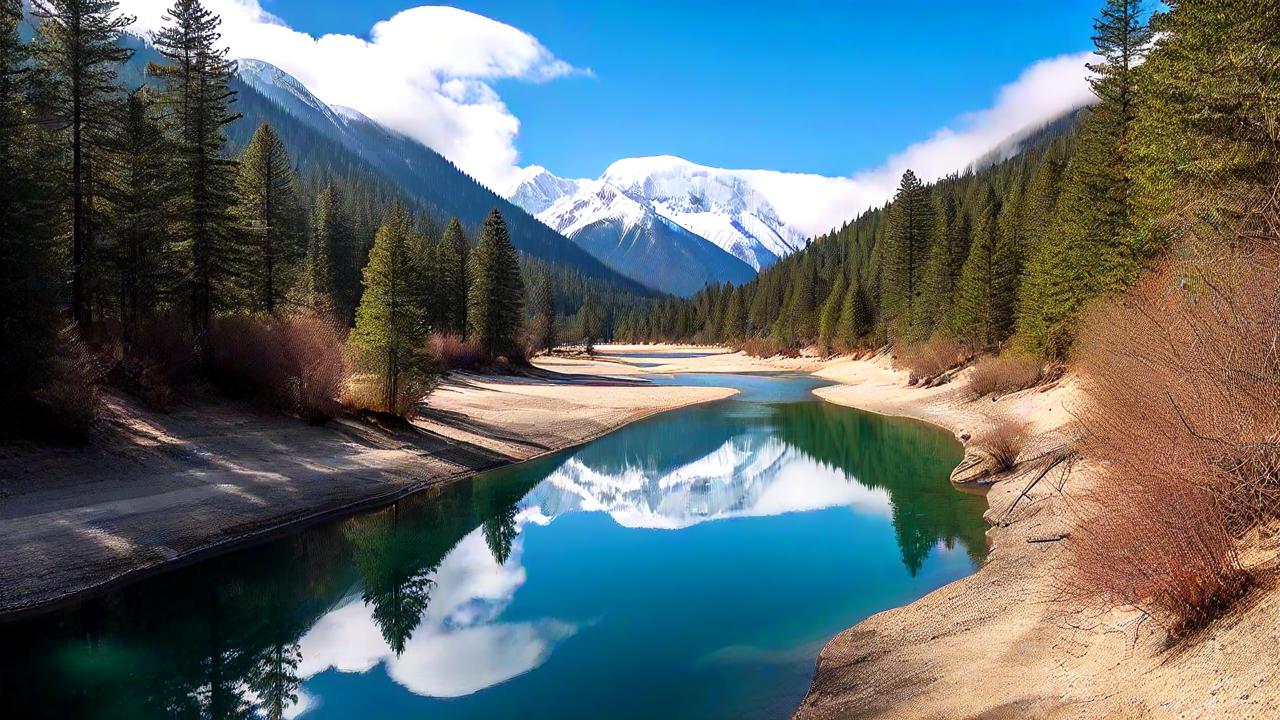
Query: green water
[{"left": 0, "top": 371, "right": 986, "bottom": 720}]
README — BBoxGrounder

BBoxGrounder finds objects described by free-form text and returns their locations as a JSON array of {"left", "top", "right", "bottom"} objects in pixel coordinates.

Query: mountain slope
[
  {"left": 600, "top": 156, "right": 810, "bottom": 270},
  {"left": 504, "top": 170, "right": 756, "bottom": 296},
  {"left": 229, "top": 59, "right": 653, "bottom": 294}
]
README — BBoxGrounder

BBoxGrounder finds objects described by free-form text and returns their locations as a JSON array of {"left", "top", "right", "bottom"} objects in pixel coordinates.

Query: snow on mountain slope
[
  {"left": 500, "top": 166, "right": 583, "bottom": 215},
  {"left": 600, "top": 156, "right": 810, "bottom": 270},
  {"left": 504, "top": 156, "right": 813, "bottom": 284},
  {"left": 535, "top": 179, "right": 756, "bottom": 297}
]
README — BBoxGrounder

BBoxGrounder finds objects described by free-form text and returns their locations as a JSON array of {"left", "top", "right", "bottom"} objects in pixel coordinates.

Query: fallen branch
[{"left": 999, "top": 453, "right": 1072, "bottom": 527}]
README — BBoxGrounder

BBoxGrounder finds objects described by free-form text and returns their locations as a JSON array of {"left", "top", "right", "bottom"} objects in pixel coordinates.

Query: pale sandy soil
[
  {"left": 0, "top": 364, "right": 733, "bottom": 618},
  {"left": 792, "top": 354, "right": 1280, "bottom": 720}
]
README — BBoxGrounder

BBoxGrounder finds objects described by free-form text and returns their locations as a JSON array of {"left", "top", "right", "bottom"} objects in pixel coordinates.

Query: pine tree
[
  {"left": 467, "top": 209, "right": 525, "bottom": 358},
  {"left": 915, "top": 189, "right": 970, "bottom": 337},
  {"left": 1018, "top": 0, "right": 1151, "bottom": 355},
  {"left": 149, "top": 0, "right": 242, "bottom": 334},
  {"left": 235, "top": 123, "right": 302, "bottom": 313},
  {"left": 528, "top": 270, "right": 557, "bottom": 353},
  {"left": 31, "top": 0, "right": 134, "bottom": 330},
  {"left": 436, "top": 217, "right": 468, "bottom": 336},
  {"left": 349, "top": 204, "right": 434, "bottom": 414},
  {"left": 310, "top": 182, "right": 357, "bottom": 322},
  {"left": 0, "top": 0, "right": 62, "bottom": 419},
  {"left": 882, "top": 169, "right": 935, "bottom": 341},
  {"left": 837, "top": 275, "right": 872, "bottom": 347},
  {"left": 107, "top": 90, "right": 177, "bottom": 333},
  {"left": 721, "top": 286, "right": 747, "bottom": 341},
  {"left": 818, "top": 270, "right": 847, "bottom": 351},
  {"left": 952, "top": 187, "right": 1018, "bottom": 348}
]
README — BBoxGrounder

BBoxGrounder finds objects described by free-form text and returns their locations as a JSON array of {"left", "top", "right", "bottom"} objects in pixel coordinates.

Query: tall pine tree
[
  {"left": 349, "top": 204, "right": 433, "bottom": 414},
  {"left": 436, "top": 217, "right": 468, "bottom": 336},
  {"left": 882, "top": 169, "right": 935, "bottom": 342},
  {"left": 149, "top": 0, "right": 242, "bottom": 335},
  {"left": 235, "top": 123, "right": 302, "bottom": 313},
  {"left": 31, "top": 0, "right": 133, "bottom": 330},
  {"left": 952, "top": 187, "right": 1018, "bottom": 348},
  {"left": 467, "top": 209, "right": 525, "bottom": 358}
]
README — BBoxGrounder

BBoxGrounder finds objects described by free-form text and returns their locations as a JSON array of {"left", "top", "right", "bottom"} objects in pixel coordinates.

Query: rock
[{"left": 950, "top": 449, "right": 997, "bottom": 484}]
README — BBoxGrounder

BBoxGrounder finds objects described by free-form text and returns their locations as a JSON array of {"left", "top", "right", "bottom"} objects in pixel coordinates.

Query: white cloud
[
  {"left": 118, "top": 1, "right": 584, "bottom": 189},
  {"left": 733, "top": 51, "right": 1098, "bottom": 237}
]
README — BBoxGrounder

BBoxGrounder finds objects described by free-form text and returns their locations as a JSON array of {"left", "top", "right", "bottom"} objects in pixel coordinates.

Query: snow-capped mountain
[
  {"left": 505, "top": 169, "right": 755, "bottom": 296},
  {"left": 503, "top": 157, "right": 815, "bottom": 295},
  {"left": 599, "top": 156, "right": 810, "bottom": 269}
]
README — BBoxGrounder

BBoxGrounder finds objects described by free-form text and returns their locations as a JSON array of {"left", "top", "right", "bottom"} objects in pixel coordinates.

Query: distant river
[{"left": 0, "top": 362, "right": 987, "bottom": 719}]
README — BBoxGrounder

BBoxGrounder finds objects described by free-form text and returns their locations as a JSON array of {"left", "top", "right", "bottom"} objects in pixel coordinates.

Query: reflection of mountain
[{"left": 524, "top": 434, "right": 892, "bottom": 529}]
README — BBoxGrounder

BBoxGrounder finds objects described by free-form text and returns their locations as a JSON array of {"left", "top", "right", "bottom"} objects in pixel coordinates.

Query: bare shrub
[
  {"left": 895, "top": 335, "right": 967, "bottom": 381},
  {"left": 209, "top": 312, "right": 348, "bottom": 422},
  {"left": 425, "top": 333, "right": 489, "bottom": 371},
  {"left": 736, "top": 336, "right": 791, "bottom": 358},
  {"left": 277, "top": 314, "right": 348, "bottom": 423},
  {"left": 1068, "top": 478, "right": 1251, "bottom": 638},
  {"left": 976, "top": 418, "right": 1031, "bottom": 472},
  {"left": 1065, "top": 188, "right": 1280, "bottom": 636},
  {"left": 30, "top": 325, "right": 101, "bottom": 440},
  {"left": 968, "top": 353, "right": 1044, "bottom": 399}
]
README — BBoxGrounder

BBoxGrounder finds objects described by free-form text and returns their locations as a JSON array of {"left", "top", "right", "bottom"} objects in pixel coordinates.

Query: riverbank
[
  {"left": 0, "top": 362, "right": 735, "bottom": 619},
  {"left": 790, "top": 352, "right": 1280, "bottom": 720}
]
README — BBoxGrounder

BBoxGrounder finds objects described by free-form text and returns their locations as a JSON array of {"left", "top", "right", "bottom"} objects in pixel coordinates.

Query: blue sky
[{"left": 257, "top": 0, "right": 1100, "bottom": 179}]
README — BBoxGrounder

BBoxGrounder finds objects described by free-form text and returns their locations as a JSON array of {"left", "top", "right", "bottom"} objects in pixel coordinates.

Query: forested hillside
[{"left": 615, "top": 0, "right": 1275, "bottom": 368}]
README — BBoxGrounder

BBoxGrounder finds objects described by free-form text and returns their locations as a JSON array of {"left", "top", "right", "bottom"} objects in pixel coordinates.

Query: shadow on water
[{"left": 0, "top": 375, "right": 985, "bottom": 720}]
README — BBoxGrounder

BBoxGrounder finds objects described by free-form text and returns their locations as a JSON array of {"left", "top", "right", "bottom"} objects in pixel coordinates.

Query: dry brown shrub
[
  {"left": 976, "top": 417, "right": 1031, "bottom": 472},
  {"left": 1069, "top": 479, "right": 1251, "bottom": 638},
  {"left": 209, "top": 312, "right": 348, "bottom": 422},
  {"left": 895, "top": 335, "right": 967, "bottom": 380},
  {"left": 737, "top": 336, "right": 794, "bottom": 358},
  {"left": 1065, "top": 188, "right": 1280, "bottom": 636},
  {"left": 118, "top": 314, "right": 200, "bottom": 409},
  {"left": 425, "top": 333, "right": 489, "bottom": 371},
  {"left": 968, "top": 353, "right": 1044, "bottom": 399},
  {"left": 30, "top": 325, "right": 101, "bottom": 440}
]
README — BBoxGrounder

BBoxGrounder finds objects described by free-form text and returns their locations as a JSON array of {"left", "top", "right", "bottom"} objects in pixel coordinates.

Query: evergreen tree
[
  {"left": 882, "top": 169, "right": 935, "bottom": 341},
  {"left": 528, "top": 270, "right": 557, "bottom": 353},
  {"left": 721, "top": 286, "right": 747, "bottom": 341},
  {"left": 952, "top": 187, "right": 1017, "bottom": 348},
  {"left": 349, "top": 204, "right": 433, "bottom": 414},
  {"left": 437, "top": 217, "right": 469, "bottom": 336},
  {"left": 149, "top": 0, "right": 242, "bottom": 334},
  {"left": 310, "top": 182, "right": 357, "bottom": 321},
  {"left": 108, "top": 90, "right": 176, "bottom": 333},
  {"left": 0, "top": 0, "right": 62, "bottom": 421},
  {"left": 818, "top": 270, "right": 847, "bottom": 350},
  {"left": 235, "top": 123, "right": 302, "bottom": 313},
  {"left": 1019, "top": 0, "right": 1151, "bottom": 355},
  {"left": 915, "top": 189, "right": 970, "bottom": 336},
  {"left": 837, "top": 275, "right": 872, "bottom": 347},
  {"left": 31, "top": 0, "right": 134, "bottom": 330},
  {"left": 467, "top": 209, "right": 525, "bottom": 358}
]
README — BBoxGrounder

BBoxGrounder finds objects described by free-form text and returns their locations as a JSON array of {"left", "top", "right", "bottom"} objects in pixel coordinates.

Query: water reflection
[{"left": 0, "top": 383, "right": 984, "bottom": 720}]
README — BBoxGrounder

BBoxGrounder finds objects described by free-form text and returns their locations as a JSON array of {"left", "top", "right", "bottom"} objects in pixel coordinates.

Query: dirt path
[{"left": 0, "top": 363, "right": 734, "bottom": 619}]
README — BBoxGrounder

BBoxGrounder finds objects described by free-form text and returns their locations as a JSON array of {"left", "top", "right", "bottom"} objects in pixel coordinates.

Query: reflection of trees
[
  {"left": 770, "top": 402, "right": 988, "bottom": 574},
  {"left": 1, "top": 463, "right": 549, "bottom": 719},
  {"left": 347, "top": 506, "right": 437, "bottom": 655}
]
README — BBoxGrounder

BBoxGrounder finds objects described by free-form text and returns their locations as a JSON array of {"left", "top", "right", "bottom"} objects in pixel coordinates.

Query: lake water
[{"left": 0, "top": 369, "right": 987, "bottom": 720}]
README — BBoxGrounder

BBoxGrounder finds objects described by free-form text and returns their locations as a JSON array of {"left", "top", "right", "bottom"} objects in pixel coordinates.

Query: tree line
[
  {"left": 0, "top": 0, "right": 633, "bottom": 433},
  {"left": 617, "top": 0, "right": 1273, "bottom": 364}
]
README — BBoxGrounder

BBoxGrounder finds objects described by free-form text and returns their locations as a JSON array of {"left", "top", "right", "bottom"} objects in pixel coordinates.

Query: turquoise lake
[{"left": 0, "top": 368, "right": 987, "bottom": 719}]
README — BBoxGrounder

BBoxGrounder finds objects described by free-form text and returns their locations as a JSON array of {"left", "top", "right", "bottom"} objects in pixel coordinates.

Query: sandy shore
[
  {"left": 0, "top": 361, "right": 733, "bottom": 619},
  {"left": 791, "top": 353, "right": 1280, "bottom": 720}
]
